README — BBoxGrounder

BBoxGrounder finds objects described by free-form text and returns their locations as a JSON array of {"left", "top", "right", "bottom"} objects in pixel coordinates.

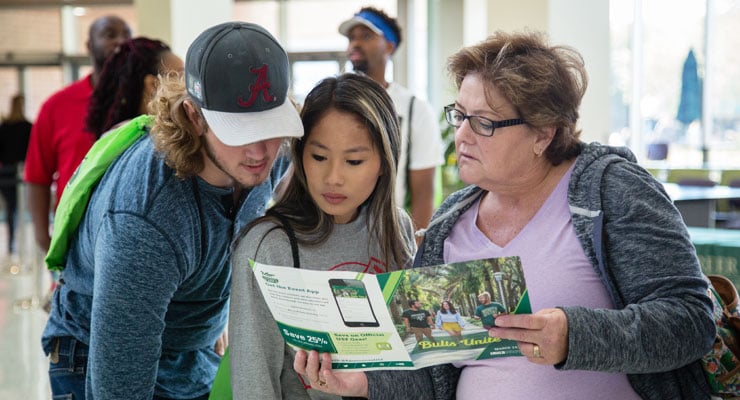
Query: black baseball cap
[{"left": 186, "top": 22, "right": 303, "bottom": 146}]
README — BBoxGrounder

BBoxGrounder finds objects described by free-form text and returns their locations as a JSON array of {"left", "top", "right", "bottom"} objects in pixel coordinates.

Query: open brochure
[{"left": 251, "top": 257, "right": 531, "bottom": 371}]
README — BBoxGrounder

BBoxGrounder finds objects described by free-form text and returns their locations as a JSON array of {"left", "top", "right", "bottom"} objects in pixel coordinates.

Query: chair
[
  {"left": 677, "top": 178, "right": 716, "bottom": 187},
  {"left": 646, "top": 143, "right": 669, "bottom": 161},
  {"left": 720, "top": 169, "right": 740, "bottom": 190},
  {"left": 666, "top": 169, "right": 715, "bottom": 186},
  {"left": 716, "top": 170, "right": 740, "bottom": 228},
  {"left": 645, "top": 168, "right": 663, "bottom": 179}
]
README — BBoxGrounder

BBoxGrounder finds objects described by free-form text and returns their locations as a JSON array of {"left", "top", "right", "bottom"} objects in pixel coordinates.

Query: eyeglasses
[{"left": 444, "top": 105, "right": 525, "bottom": 137}]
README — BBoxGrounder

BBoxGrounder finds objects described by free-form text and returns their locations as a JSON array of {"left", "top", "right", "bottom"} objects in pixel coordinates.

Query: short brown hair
[{"left": 447, "top": 31, "right": 587, "bottom": 165}]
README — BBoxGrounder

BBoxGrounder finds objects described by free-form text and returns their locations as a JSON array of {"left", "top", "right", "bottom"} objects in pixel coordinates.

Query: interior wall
[
  {"left": 548, "top": 0, "right": 610, "bottom": 144},
  {"left": 134, "top": 0, "right": 171, "bottom": 48},
  {"left": 427, "top": 0, "right": 464, "bottom": 112},
  {"left": 460, "top": 0, "right": 611, "bottom": 144},
  {"left": 487, "top": 0, "right": 549, "bottom": 33},
  {"left": 134, "top": 0, "right": 611, "bottom": 146},
  {"left": 135, "top": 0, "right": 233, "bottom": 61}
]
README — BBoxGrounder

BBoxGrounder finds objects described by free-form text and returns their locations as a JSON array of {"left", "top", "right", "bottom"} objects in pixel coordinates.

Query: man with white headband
[
  {"left": 41, "top": 22, "right": 303, "bottom": 400},
  {"left": 339, "top": 6, "right": 444, "bottom": 239}
]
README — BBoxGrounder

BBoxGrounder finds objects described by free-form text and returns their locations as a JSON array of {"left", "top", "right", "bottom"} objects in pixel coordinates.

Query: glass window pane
[
  {"left": 0, "top": 68, "right": 21, "bottom": 118},
  {"left": 708, "top": 0, "right": 740, "bottom": 168},
  {"left": 642, "top": 0, "right": 706, "bottom": 166},
  {"left": 0, "top": 5, "right": 136, "bottom": 120},
  {"left": 25, "top": 67, "right": 64, "bottom": 120},
  {"left": 233, "top": 1, "right": 280, "bottom": 37},
  {"left": 0, "top": 8, "right": 62, "bottom": 52},
  {"left": 284, "top": 1, "right": 395, "bottom": 52},
  {"left": 610, "top": 0, "right": 709, "bottom": 167},
  {"left": 291, "top": 60, "right": 340, "bottom": 104},
  {"left": 608, "top": 0, "right": 633, "bottom": 145},
  {"left": 611, "top": 0, "right": 740, "bottom": 169}
]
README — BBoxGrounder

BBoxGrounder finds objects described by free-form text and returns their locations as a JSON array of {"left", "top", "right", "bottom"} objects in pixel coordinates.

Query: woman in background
[
  {"left": 0, "top": 94, "right": 32, "bottom": 254},
  {"left": 85, "top": 37, "right": 183, "bottom": 137}
]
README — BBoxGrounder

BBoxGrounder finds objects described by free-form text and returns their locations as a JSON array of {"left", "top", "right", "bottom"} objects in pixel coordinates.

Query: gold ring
[
  {"left": 533, "top": 344, "right": 542, "bottom": 358},
  {"left": 318, "top": 380, "right": 327, "bottom": 387}
]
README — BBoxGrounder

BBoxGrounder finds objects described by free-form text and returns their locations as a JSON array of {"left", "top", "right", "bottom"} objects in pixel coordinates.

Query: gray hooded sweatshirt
[{"left": 365, "top": 142, "right": 715, "bottom": 400}]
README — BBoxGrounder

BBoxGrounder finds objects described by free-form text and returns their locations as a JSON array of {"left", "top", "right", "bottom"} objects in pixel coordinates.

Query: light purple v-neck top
[{"left": 444, "top": 165, "right": 640, "bottom": 400}]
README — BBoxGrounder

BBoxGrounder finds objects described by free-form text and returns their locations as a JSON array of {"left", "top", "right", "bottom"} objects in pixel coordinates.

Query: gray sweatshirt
[
  {"left": 229, "top": 207, "right": 437, "bottom": 400},
  {"left": 401, "top": 142, "right": 714, "bottom": 400}
]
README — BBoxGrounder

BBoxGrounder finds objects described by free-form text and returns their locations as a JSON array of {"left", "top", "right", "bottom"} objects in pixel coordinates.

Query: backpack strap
[
  {"left": 45, "top": 115, "right": 153, "bottom": 271},
  {"left": 210, "top": 209, "right": 299, "bottom": 400},
  {"left": 405, "top": 96, "right": 415, "bottom": 208},
  {"left": 265, "top": 209, "right": 300, "bottom": 268}
]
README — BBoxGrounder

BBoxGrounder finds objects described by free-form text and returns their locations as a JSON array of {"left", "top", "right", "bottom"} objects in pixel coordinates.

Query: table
[
  {"left": 663, "top": 183, "right": 740, "bottom": 228},
  {"left": 688, "top": 227, "right": 740, "bottom": 289}
]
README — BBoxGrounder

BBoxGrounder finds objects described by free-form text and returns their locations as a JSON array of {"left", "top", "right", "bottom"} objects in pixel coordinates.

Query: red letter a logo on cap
[{"left": 237, "top": 64, "right": 276, "bottom": 108}]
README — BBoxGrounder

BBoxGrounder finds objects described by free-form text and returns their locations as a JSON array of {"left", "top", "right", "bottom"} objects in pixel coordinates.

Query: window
[
  {"left": 611, "top": 0, "right": 740, "bottom": 168},
  {"left": 234, "top": 0, "right": 398, "bottom": 103},
  {"left": 1, "top": 1, "right": 426, "bottom": 121},
  {"left": 0, "top": 5, "right": 135, "bottom": 120}
]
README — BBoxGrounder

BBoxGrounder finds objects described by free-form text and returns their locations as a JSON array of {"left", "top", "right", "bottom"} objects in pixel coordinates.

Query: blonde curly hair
[{"left": 148, "top": 71, "right": 207, "bottom": 178}]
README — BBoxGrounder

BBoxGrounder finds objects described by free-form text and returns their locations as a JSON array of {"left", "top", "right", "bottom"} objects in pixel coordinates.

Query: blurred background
[{"left": 1, "top": 0, "right": 739, "bottom": 398}]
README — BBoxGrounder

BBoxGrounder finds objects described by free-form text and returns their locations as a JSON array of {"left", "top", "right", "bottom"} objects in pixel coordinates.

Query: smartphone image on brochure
[{"left": 328, "top": 278, "right": 380, "bottom": 328}]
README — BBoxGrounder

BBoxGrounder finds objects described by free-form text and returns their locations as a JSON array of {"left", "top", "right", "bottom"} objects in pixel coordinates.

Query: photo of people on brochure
[{"left": 386, "top": 257, "right": 530, "bottom": 364}]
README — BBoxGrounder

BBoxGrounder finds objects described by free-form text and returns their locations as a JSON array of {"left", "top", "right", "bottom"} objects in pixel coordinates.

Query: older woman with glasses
[{"left": 295, "top": 31, "right": 714, "bottom": 400}]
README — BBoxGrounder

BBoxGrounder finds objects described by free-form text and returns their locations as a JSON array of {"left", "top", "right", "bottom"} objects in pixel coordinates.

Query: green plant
[{"left": 440, "top": 110, "right": 464, "bottom": 197}]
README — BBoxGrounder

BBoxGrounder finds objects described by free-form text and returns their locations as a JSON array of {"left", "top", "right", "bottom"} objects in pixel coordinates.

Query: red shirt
[{"left": 24, "top": 75, "right": 96, "bottom": 208}]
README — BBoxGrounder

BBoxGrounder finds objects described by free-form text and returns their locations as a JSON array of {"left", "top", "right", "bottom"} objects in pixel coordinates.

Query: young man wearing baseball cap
[
  {"left": 41, "top": 22, "right": 302, "bottom": 400},
  {"left": 339, "top": 6, "right": 444, "bottom": 240}
]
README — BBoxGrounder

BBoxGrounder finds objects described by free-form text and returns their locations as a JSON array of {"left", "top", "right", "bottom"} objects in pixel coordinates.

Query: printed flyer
[{"left": 252, "top": 256, "right": 530, "bottom": 370}]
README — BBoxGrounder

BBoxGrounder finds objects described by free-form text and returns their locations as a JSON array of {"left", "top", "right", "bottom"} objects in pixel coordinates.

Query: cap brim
[
  {"left": 201, "top": 99, "right": 304, "bottom": 147},
  {"left": 338, "top": 16, "right": 383, "bottom": 37}
]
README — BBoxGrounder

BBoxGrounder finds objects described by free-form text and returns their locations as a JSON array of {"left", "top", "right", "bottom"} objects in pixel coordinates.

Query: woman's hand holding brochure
[{"left": 294, "top": 349, "right": 369, "bottom": 397}]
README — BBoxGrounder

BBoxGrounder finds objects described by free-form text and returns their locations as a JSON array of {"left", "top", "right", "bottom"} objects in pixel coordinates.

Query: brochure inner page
[{"left": 252, "top": 256, "right": 530, "bottom": 370}]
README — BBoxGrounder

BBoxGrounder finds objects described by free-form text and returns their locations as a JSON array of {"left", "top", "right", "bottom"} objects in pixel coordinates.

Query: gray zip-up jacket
[{"left": 390, "top": 142, "right": 714, "bottom": 400}]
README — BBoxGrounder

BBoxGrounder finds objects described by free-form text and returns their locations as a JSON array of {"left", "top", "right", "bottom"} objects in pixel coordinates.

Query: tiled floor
[{"left": 0, "top": 219, "right": 52, "bottom": 399}]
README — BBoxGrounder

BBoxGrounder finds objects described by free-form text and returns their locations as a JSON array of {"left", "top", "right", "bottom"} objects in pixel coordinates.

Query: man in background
[
  {"left": 339, "top": 6, "right": 443, "bottom": 234},
  {"left": 24, "top": 15, "right": 131, "bottom": 253}
]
